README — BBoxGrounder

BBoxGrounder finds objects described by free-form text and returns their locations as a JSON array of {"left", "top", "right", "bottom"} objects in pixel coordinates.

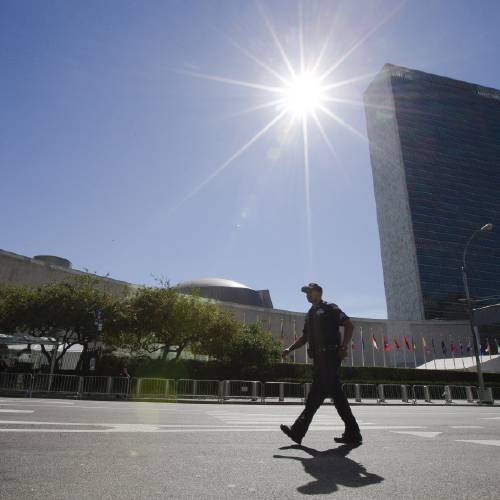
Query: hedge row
[{"left": 94, "top": 355, "right": 500, "bottom": 387}]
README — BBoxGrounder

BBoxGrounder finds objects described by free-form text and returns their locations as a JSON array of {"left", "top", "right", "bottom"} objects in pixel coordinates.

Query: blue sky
[{"left": 1, "top": 0, "right": 500, "bottom": 317}]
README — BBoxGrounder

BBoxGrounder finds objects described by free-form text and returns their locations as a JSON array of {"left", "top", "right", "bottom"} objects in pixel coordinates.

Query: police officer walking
[{"left": 280, "top": 283, "right": 362, "bottom": 445}]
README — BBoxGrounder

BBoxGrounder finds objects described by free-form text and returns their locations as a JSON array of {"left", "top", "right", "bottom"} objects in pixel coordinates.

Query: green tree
[
  {"left": 226, "top": 322, "right": 281, "bottom": 368},
  {"left": 106, "top": 286, "right": 219, "bottom": 360},
  {"left": 190, "top": 309, "right": 241, "bottom": 361},
  {"left": 0, "top": 276, "right": 121, "bottom": 368}
]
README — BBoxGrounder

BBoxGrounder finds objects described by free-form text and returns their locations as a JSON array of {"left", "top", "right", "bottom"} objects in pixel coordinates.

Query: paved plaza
[{"left": 1, "top": 398, "right": 499, "bottom": 499}]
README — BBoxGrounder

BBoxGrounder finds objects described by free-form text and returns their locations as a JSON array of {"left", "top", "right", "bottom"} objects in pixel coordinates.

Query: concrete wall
[
  {"left": 364, "top": 65, "right": 425, "bottom": 321},
  {"left": 0, "top": 249, "right": 131, "bottom": 297}
]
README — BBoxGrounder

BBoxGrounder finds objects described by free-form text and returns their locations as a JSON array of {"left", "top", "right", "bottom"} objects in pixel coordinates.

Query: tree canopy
[{"left": 0, "top": 278, "right": 282, "bottom": 370}]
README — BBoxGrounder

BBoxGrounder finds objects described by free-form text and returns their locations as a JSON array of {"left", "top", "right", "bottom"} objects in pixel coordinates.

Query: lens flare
[{"left": 282, "top": 72, "right": 325, "bottom": 117}]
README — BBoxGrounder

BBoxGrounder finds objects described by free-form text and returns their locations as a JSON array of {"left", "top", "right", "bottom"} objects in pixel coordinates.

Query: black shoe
[
  {"left": 334, "top": 431, "right": 363, "bottom": 445},
  {"left": 280, "top": 424, "right": 302, "bottom": 445}
]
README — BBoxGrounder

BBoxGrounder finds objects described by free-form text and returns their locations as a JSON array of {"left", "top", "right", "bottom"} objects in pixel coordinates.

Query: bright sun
[
  {"left": 175, "top": 1, "right": 396, "bottom": 263},
  {"left": 282, "top": 72, "right": 325, "bottom": 117}
]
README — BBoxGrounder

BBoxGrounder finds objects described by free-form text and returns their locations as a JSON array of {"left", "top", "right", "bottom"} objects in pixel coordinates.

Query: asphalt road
[{"left": 1, "top": 398, "right": 499, "bottom": 499}]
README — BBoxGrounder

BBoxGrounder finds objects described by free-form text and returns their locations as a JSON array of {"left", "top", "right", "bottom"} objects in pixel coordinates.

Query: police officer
[{"left": 280, "top": 283, "right": 362, "bottom": 445}]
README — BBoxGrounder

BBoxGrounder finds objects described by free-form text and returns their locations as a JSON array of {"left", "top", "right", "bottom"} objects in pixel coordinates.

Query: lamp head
[{"left": 480, "top": 223, "right": 493, "bottom": 232}]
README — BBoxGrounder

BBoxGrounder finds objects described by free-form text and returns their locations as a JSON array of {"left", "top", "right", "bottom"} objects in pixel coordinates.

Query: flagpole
[
  {"left": 371, "top": 329, "right": 375, "bottom": 367},
  {"left": 292, "top": 320, "right": 296, "bottom": 364},
  {"left": 360, "top": 326, "right": 365, "bottom": 368},
  {"left": 382, "top": 334, "right": 387, "bottom": 368},
  {"left": 422, "top": 338, "right": 427, "bottom": 369},
  {"left": 413, "top": 339, "right": 417, "bottom": 368},
  {"left": 392, "top": 339, "right": 396, "bottom": 367},
  {"left": 432, "top": 340, "right": 437, "bottom": 370},
  {"left": 450, "top": 335, "right": 456, "bottom": 369},
  {"left": 403, "top": 338, "right": 407, "bottom": 368},
  {"left": 460, "top": 338, "right": 466, "bottom": 370},
  {"left": 350, "top": 341, "right": 354, "bottom": 367},
  {"left": 442, "top": 339, "right": 447, "bottom": 370}
]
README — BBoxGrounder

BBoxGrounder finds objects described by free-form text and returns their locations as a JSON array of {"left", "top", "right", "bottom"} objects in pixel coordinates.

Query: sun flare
[
  {"left": 282, "top": 72, "right": 326, "bottom": 117},
  {"left": 175, "top": 2, "right": 404, "bottom": 267}
]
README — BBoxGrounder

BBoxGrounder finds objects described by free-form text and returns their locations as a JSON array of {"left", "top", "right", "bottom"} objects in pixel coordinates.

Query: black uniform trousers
[{"left": 291, "top": 353, "right": 359, "bottom": 439}]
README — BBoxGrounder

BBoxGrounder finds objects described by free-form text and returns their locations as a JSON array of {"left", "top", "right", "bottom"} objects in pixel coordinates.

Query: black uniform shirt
[{"left": 301, "top": 301, "right": 350, "bottom": 359}]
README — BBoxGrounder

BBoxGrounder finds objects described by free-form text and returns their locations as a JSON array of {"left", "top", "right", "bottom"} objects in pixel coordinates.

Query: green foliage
[
  {"left": 190, "top": 310, "right": 241, "bottom": 361},
  {"left": 0, "top": 276, "right": 121, "bottom": 366},
  {"left": 106, "top": 286, "right": 220, "bottom": 360},
  {"left": 0, "top": 281, "right": 283, "bottom": 374},
  {"left": 225, "top": 322, "right": 281, "bottom": 368}
]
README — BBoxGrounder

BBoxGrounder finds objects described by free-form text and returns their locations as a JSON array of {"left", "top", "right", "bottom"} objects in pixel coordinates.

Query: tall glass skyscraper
[{"left": 364, "top": 64, "right": 500, "bottom": 321}]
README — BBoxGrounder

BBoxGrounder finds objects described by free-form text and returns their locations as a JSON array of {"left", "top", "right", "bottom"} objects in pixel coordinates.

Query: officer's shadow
[{"left": 274, "top": 444, "right": 384, "bottom": 495}]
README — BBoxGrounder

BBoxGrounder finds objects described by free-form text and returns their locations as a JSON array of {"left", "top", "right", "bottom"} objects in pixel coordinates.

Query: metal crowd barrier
[
  {"left": 32, "top": 374, "right": 80, "bottom": 396},
  {"left": 0, "top": 373, "right": 496, "bottom": 405},
  {"left": 411, "top": 384, "right": 480, "bottom": 404},
  {"left": 448, "top": 385, "right": 474, "bottom": 403},
  {"left": 262, "top": 382, "right": 305, "bottom": 403},
  {"left": 342, "top": 383, "right": 357, "bottom": 400},
  {"left": 177, "top": 379, "right": 221, "bottom": 401},
  {"left": 80, "top": 376, "right": 130, "bottom": 397},
  {"left": 222, "top": 380, "right": 261, "bottom": 401},
  {"left": 359, "top": 384, "right": 379, "bottom": 403},
  {"left": 129, "top": 377, "right": 176, "bottom": 399},
  {"left": 377, "top": 384, "right": 413, "bottom": 403},
  {"left": 0, "top": 372, "right": 33, "bottom": 396}
]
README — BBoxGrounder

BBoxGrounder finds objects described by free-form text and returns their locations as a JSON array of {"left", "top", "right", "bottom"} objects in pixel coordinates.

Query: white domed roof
[{"left": 176, "top": 277, "right": 250, "bottom": 289}]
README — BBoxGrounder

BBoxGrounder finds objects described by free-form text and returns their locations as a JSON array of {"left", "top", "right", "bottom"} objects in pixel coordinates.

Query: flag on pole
[
  {"left": 451, "top": 341, "right": 457, "bottom": 354},
  {"left": 495, "top": 338, "right": 500, "bottom": 351},
  {"left": 372, "top": 334, "right": 379, "bottom": 349},
  {"left": 403, "top": 336, "right": 411, "bottom": 352},
  {"left": 393, "top": 336, "right": 400, "bottom": 350},
  {"left": 431, "top": 338, "right": 436, "bottom": 352},
  {"left": 485, "top": 339, "right": 491, "bottom": 353},
  {"left": 280, "top": 319, "right": 284, "bottom": 339},
  {"left": 412, "top": 337, "right": 417, "bottom": 351},
  {"left": 441, "top": 340, "right": 447, "bottom": 355},
  {"left": 459, "top": 340, "right": 464, "bottom": 354},
  {"left": 383, "top": 336, "right": 390, "bottom": 352},
  {"left": 351, "top": 341, "right": 356, "bottom": 350},
  {"left": 422, "top": 337, "right": 430, "bottom": 352},
  {"left": 466, "top": 342, "right": 471, "bottom": 353}
]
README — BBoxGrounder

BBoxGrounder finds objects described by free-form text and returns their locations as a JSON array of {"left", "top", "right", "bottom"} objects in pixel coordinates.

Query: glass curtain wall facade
[{"left": 364, "top": 64, "right": 500, "bottom": 321}]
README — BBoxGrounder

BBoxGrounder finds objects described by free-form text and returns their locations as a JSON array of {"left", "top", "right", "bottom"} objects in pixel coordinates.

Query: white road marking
[
  {"left": 480, "top": 417, "right": 500, "bottom": 420},
  {"left": 450, "top": 425, "right": 483, "bottom": 429},
  {"left": 0, "top": 403, "right": 114, "bottom": 410},
  {"left": 0, "top": 400, "right": 75, "bottom": 404},
  {"left": 391, "top": 431, "right": 442, "bottom": 438},
  {"left": 0, "top": 409, "right": 34, "bottom": 414},
  {"left": 0, "top": 421, "right": 425, "bottom": 433},
  {"left": 456, "top": 440, "right": 500, "bottom": 447}
]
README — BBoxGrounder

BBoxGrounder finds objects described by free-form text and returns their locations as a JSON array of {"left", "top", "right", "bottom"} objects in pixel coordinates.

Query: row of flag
[
  {"left": 351, "top": 334, "right": 500, "bottom": 355},
  {"left": 275, "top": 317, "right": 499, "bottom": 360}
]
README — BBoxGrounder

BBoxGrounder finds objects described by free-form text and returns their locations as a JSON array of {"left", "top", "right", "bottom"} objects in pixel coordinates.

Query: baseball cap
[{"left": 301, "top": 283, "right": 323, "bottom": 294}]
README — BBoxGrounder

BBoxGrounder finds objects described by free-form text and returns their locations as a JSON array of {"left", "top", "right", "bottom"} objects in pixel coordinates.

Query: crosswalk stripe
[
  {"left": 0, "top": 409, "right": 34, "bottom": 413},
  {"left": 456, "top": 440, "right": 500, "bottom": 447},
  {"left": 391, "top": 431, "right": 441, "bottom": 438}
]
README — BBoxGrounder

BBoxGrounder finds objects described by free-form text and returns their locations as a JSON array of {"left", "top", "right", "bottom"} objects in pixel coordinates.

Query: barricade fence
[{"left": 0, "top": 373, "right": 496, "bottom": 405}]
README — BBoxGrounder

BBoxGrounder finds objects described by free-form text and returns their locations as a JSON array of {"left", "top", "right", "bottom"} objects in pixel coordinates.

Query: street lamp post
[{"left": 461, "top": 223, "right": 493, "bottom": 403}]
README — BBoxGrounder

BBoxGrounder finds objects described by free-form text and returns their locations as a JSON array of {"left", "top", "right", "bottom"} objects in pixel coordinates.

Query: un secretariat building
[
  {"left": 1, "top": 249, "right": 469, "bottom": 369},
  {"left": 364, "top": 64, "right": 500, "bottom": 324}
]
